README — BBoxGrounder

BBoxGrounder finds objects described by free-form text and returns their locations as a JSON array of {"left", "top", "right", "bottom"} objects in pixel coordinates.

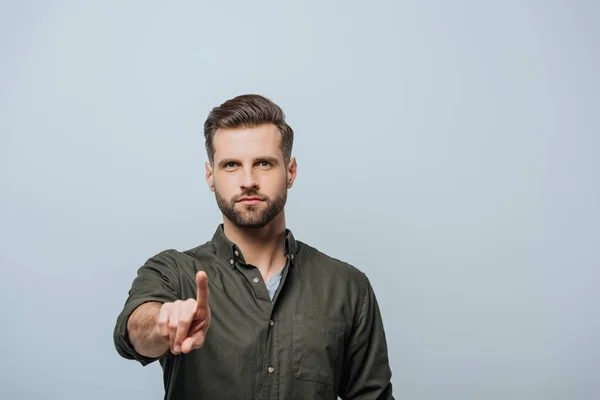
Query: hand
[{"left": 157, "top": 271, "right": 211, "bottom": 355}]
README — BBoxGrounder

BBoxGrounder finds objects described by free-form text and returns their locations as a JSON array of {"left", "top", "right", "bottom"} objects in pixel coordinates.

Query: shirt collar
[{"left": 211, "top": 224, "right": 299, "bottom": 268}]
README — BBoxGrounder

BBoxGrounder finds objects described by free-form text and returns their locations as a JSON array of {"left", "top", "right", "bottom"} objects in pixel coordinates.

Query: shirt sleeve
[
  {"left": 113, "top": 250, "right": 181, "bottom": 366},
  {"left": 339, "top": 274, "right": 394, "bottom": 399}
]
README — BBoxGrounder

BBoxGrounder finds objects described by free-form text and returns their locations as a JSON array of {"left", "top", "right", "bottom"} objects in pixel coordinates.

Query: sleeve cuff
[{"left": 113, "top": 297, "right": 168, "bottom": 366}]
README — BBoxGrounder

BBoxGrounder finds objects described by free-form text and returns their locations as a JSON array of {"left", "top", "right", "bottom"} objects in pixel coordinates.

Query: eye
[
  {"left": 258, "top": 160, "right": 272, "bottom": 168},
  {"left": 224, "top": 161, "right": 238, "bottom": 169}
]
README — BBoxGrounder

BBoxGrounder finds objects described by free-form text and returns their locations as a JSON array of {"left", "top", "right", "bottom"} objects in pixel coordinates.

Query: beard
[{"left": 215, "top": 186, "right": 287, "bottom": 229}]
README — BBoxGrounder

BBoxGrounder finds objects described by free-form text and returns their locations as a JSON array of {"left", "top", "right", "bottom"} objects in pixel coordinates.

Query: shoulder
[
  {"left": 296, "top": 240, "right": 368, "bottom": 284},
  {"left": 139, "top": 241, "right": 215, "bottom": 276},
  {"left": 294, "top": 241, "right": 373, "bottom": 325},
  {"left": 145, "top": 241, "right": 214, "bottom": 264}
]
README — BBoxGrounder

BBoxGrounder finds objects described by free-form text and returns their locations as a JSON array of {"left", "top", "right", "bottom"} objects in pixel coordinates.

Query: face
[{"left": 205, "top": 123, "right": 297, "bottom": 229}]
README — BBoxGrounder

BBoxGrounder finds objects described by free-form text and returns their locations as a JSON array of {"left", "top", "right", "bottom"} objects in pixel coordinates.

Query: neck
[{"left": 222, "top": 211, "right": 287, "bottom": 274}]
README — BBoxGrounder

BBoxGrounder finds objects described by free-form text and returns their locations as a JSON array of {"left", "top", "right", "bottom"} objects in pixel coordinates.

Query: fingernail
[{"left": 174, "top": 345, "right": 180, "bottom": 353}]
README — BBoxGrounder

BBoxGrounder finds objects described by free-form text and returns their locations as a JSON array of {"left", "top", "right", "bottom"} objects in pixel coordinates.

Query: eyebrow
[
  {"left": 256, "top": 156, "right": 280, "bottom": 165},
  {"left": 217, "top": 156, "right": 280, "bottom": 168}
]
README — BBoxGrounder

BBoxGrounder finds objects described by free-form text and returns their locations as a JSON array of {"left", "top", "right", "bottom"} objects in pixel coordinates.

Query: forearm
[{"left": 127, "top": 302, "right": 169, "bottom": 358}]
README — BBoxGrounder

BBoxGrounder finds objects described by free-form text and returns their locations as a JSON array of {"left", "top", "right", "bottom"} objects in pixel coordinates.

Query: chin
[
  {"left": 237, "top": 204, "right": 265, "bottom": 212},
  {"left": 235, "top": 218, "right": 270, "bottom": 229}
]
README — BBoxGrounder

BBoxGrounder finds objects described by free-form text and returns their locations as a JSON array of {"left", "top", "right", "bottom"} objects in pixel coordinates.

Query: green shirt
[{"left": 113, "top": 225, "right": 394, "bottom": 399}]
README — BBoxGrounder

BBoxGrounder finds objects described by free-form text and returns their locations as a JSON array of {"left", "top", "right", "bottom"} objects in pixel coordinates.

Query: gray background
[{"left": 1, "top": 1, "right": 598, "bottom": 399}]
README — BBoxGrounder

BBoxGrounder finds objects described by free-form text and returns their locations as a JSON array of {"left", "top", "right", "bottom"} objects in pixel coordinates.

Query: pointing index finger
[{"left": 195, "top": 271, "right": 209, "bottom": 319}]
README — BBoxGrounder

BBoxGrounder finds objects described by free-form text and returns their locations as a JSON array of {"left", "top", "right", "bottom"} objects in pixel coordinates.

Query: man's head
[{"left": 204, "top": 94, "right": 297, "bottom": 229}]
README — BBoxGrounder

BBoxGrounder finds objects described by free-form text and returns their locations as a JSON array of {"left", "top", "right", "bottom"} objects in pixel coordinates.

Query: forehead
[{"left": 213, "top": 123, "right": 282, "bottom": 160}]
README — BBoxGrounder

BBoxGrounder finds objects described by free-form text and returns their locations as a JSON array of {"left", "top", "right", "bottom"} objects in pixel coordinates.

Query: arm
[
  {"left": 123, "top": 270, "right": 211, "bottom": 359},
  {"left": 339, "top": 275, "right": 394, "bottom": 399},
  {"left": 114, "top": 251, "right": 210, "bottom": 364},
  {"left": 127, "top": 302, "right": 169, "bottom": 358}
]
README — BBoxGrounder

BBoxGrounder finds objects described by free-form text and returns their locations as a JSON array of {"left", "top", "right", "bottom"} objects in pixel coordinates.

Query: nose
[{"left": 240, "top": 167, "right": 259, "bottom": 191}]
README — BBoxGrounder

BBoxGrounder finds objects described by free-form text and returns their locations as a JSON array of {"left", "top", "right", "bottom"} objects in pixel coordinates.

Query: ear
[
  {"left": 205, "top": 161, "right": 215, "bottom": 192},
  {"left": 286, "top": 157, "right": 297, "bottom": 189}
]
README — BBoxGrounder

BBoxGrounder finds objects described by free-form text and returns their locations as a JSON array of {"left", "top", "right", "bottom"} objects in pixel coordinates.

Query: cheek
[
  {"left": 262, "top": 173, "right": 287, "bottom": 193},
  {"left": 214, "top": 173, "right": 239, "bottom": 193}
]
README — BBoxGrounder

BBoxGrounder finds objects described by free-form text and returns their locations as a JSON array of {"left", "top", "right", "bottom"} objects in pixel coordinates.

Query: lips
[{"left": 237, "top": 197, "right": 265, "bottom": 204}]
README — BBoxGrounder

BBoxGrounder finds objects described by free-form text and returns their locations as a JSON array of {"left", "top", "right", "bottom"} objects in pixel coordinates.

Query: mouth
[{"left": 237, "top": 197, "right": 265, "bottom": 205}]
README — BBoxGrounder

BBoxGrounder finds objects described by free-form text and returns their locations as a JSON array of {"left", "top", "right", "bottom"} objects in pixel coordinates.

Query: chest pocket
[{"left": 292, "top": 313, "right": 346, "bottom": 386}]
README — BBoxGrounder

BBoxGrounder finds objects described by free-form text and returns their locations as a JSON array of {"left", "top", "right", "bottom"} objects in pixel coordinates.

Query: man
[{"left": 113, "top": 94, "right": 394, "bottom": 399}]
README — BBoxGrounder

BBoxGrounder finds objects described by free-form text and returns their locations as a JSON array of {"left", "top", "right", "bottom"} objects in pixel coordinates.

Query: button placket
[{"left": 264, "top": 311, "right": 279, "bottom": 397}]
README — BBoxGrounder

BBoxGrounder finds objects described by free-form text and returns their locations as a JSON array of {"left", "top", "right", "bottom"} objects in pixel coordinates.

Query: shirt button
[
  {"left": 234, "top": 250, "right": 239, "bottom": 256},
  {"left": 267, "top": 366, "right": 275, "bottom": 374},
  {"left": 229, "top": 259, "right": 234, "bottom": 265},
  {"left": 252, "top": 276, "right": 260, "bottom": 283},
  {"left": 269, "top": 320, "right": 274, "bottom": 326}
]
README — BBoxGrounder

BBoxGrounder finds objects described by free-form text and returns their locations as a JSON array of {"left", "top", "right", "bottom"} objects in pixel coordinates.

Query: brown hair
[{"left": 204, "top": 94, "right": 294, "bottom": 164}]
